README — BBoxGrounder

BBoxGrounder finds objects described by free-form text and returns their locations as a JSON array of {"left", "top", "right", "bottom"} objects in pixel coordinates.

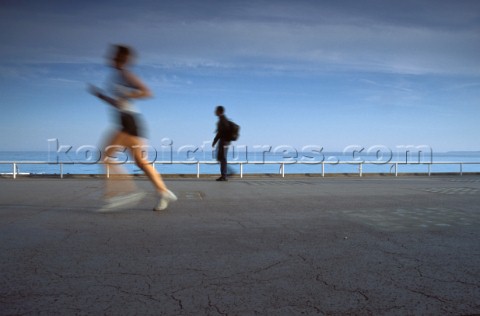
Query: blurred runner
[{"left": 89, "top": 45, "right": 176, "bottom": 211}]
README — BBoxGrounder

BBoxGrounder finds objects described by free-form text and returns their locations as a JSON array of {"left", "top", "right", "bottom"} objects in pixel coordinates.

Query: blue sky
[{"left": 0, "top": 0, "right": 479, "bottom": 152}]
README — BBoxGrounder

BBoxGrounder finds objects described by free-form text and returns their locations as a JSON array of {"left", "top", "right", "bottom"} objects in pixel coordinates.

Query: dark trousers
[{"left": 217, "top": 141, "right": 229, "bottom": 178}]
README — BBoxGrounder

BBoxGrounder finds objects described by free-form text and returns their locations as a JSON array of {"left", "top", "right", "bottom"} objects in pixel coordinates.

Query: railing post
[
  {"left": 322, "top": 162, "right": 325, "bottom": 177},
  {"left": 240, "top": 163, "right": 243, "bottom": 179},
  {"left": 359, "top": 163, "right": 363, "bottom": 177},
  {"left": 460, "top": 163, "right": 463, "bottom": 176},
  {"left": 13, "top": 162, "right": 16, "bottom": 179},
  {"left": 428, "top": 164, "right": 431, "bottom": 176},
  {"left": 281, "top": 163, "right": 285, "bottom": 178},
  {"left": 107, "top": 164, "right": 110, "bottom": 179},
  {"left": 60, "top": 163, "right": 63, "bottom": 179},
  {"left": 197, "top": 162, "right": 200, "bottom": 179},
  {"left": 395, "top": 163, "right": 398, "bottom": 177}
]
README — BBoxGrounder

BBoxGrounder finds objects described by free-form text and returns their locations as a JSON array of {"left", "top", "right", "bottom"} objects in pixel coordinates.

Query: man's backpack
[{"left": 227, "top": 120, "right": 240, "bottom": 141}]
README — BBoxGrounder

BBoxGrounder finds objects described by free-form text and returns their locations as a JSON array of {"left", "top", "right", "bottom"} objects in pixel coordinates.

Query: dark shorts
[{"left": 119, "top": 112, "right": 145, "bottom": 138}]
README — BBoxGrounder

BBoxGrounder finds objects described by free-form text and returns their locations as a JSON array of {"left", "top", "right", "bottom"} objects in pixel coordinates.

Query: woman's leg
[
  {"left": 124, "top": 135, "right": 169, "bottom": 193},
  {"left": 103, "top": 131, "right": 137, "bottom": 197}
]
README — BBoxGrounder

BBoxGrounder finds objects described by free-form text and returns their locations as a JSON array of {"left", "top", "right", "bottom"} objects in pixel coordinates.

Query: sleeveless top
[{"left": 108, "top": 70, "right": 138, "bottom": 114}]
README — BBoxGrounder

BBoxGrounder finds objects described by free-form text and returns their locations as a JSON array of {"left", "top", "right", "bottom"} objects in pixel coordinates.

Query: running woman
[{"left": 89, "top": 45, "right": 176, "bottom": 211}]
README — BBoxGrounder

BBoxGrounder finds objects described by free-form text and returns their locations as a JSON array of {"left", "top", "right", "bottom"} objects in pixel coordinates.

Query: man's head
[{"left": 215, "top": 105, "right": 225, "bottom": 116}]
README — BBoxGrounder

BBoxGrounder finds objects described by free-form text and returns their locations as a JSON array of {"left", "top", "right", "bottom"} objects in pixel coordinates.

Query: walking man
[{"left": 212, "top": 105, "right": 230, "bottom": 181}]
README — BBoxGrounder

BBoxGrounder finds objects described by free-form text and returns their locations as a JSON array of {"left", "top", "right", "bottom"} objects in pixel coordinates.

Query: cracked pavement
[{"left": 0, "top": 176, "right": 479, "bottom": 315}]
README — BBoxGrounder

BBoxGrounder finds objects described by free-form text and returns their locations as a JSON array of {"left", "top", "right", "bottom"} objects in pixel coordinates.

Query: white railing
[{"left": 1, "top": 161, "right": 480, "bottom": 179}]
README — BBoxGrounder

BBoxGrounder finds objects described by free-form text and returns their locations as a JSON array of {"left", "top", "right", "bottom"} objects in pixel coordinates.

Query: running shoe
[
  {"left": 98, "top": 192, "right": 146, "bottom": 212},
  {"left": 154, "top": 189, "right": 177, "bottom": 211}
]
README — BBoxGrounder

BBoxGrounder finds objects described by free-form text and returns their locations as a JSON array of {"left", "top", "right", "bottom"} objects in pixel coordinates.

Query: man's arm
[
  {"left": 218, "top": 117, "right": 230, "bottom": 139},
  {"left": 212, "top": 132, "right": 220, "bottom": 147}
]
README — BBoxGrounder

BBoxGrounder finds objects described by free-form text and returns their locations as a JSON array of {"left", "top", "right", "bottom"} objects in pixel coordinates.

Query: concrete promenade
[{"left": 1, "top": 176, "right": 479, "bottom": 315}]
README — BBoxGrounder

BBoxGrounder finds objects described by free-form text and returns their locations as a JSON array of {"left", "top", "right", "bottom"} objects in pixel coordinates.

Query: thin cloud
[{"left": 0, "top": 0, "right": 479, "bottom": 76}]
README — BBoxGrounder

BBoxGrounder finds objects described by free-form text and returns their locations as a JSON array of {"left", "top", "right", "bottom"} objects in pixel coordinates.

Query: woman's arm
[
  {"left": 122, "top": 70, "right": 152, "bottom": 99},
  {"left": 88, "top": 84, "right": 119, "bottom": 108}
]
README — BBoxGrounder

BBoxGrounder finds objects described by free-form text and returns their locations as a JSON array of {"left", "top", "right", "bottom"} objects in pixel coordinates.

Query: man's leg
[
  {"left": 221, "top": 144, "right": 228, "bottom": 178},
  {"left": 217, "top": 142, "right": 228, "bottom": 180}
]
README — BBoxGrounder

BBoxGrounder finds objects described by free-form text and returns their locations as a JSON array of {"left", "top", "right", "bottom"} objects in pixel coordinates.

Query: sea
[{"left": 1, "top": 150, "right": 480, "bottom": 176}]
